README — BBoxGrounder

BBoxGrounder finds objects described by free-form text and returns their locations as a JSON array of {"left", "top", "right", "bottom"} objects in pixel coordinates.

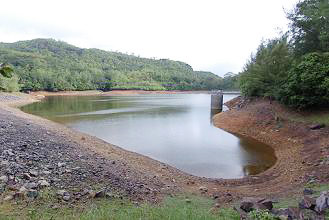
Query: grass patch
[
  {"left": 0, "top": 195, "right": 240, "bottom": 220},
  {"left": 289, "top": 111, "right": 329, "bottom": 126}
]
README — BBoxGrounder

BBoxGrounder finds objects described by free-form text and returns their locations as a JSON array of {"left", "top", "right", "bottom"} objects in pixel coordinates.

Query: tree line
[
  {"left": 0, "top": 39, "right": 238, "bottom": 93},
  {"left": 239, "top": 0, "right": 329, "bottom": 109}
]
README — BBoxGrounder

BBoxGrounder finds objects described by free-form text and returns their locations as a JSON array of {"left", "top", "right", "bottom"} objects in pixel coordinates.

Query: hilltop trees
[
  {"left": 0, "top": 39, "right": 226, "bottom": 92},
  {"left": 239, "top": 0, "right": 329, "bottom": 109}
]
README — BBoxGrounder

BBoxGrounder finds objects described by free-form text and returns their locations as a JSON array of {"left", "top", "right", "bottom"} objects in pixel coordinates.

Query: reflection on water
[{"left": 21, "top": 94, "right": 276, "bottom": 179}]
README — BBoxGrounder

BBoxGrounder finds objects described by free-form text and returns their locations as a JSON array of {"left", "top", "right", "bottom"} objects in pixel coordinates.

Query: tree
[
  {"left": 279, "top": 52, "right": 329, "bottom": 109},
  {"left": 239, "top": 37, "right": 293, "bottom": 98},
  {"left": 0, "top": 63, "right": 13, "bottom": 78},
  {"left": 287, "top": 0, "right": 329, "bottom": 56}
]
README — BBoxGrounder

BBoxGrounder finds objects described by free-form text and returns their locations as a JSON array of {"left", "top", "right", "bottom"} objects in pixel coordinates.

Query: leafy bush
[
  {"left": 249, "top": 210, "right": 278, "bottom": 220},
  {"left": 279, "top": 52, "right": 329, "bottom": 109},
  {"left": 0, "top": 75, "right": 21, "bottom": 92}
]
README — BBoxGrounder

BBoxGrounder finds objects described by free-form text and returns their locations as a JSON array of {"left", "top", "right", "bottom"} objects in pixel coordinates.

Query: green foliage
[
  {"left": 0, "top": 75, "right": 21, "bottom": 92},
  {"left": 287, "top": 0, "right": 329, "bottom": 56},
  {"left": 0, "top": 195, "right": 240, "bottom": 220},
  {"left": 249, "top": 210, "right": 278, "bottom": 220},
  {"left": 239, "top": 38, "right": 292, "bottom": 98},
  {"left": 279, "top": 52, "right": 329, "bottom": 109},
  {"left": 239, "top": 0, "right": 329, "bottom": 109},
  {"left": 0, "top": 63, "right": 20, "bottom": 92},
  {"left": 0, "top": 39, "right": 227, "bottom": 92},
  {"left": 0, "top": 63, "right": 13, "bottom": 78}
]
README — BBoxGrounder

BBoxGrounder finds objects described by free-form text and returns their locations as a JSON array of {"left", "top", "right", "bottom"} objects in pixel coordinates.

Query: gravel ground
[{"left": 0, "top": 106, "right": 177, "bottom": 203}]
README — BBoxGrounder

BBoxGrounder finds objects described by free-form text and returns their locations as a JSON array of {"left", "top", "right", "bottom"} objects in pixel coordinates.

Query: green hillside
[{"left": 0, "top": 39, "right": 231, "bottom": 91}]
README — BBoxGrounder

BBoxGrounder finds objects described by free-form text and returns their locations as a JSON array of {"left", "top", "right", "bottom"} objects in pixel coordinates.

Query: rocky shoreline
[
  {"left": 0, "top": 93, "right": 190, "bottom": 204},
  {"left": 1, "top": 92, "right": 329, "bottom": 217}
]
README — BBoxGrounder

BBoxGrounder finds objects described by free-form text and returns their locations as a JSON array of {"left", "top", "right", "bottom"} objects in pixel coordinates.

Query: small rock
[
  {"left": 56, "top": 190, "right": 68, "bottom": 197},
  {"left": 0, "top": 175, "right": 8, "bottom": 183},
  {"left": 0, "top": 161, "right": 9, "bottom": 166},
  {"left": 315, "top": 191, "right": 329, "bottom": 213},
  {"left": 57, "top": 162, "right": 66, "bottom": 168},
  {"left": 185, "top": 199, "right": 191, "bottom": 203},
  {"left": 94, "top": 190, "right": 106, "bottom": 198},
  {"left": 38, "top": 180, "right": 50, "bottom": 188},
  {"left": 22, "top": 173, "right": 32, "bottom": 180},
  {"left": 24, "top": 182, "right": 38, "bottom": 189},
  {"left": 310, "top": 124, "right": 325, "bottom": 130},
  {"left": 43, "top": 171, "right": 51, "bottom": 175},
  {"left": 199, "top": 186, "right": 208, "bottom": 193},
  {"left": 29, "top": 170, "right": 38, "bottom": 177},
  {"left": 299, "top": 196, "right": 316, "bottom": 210},
  {"left": 63, "top": 195, "right": 70, "bottom": 201},
  {"left": 3, "top": 195, "right": 14, "bottom": 201},
  {"left": 26, "top": 190, "right": 39, "bottom": 199},
  {"left": 303, "top": 188, "right": 314, "bottom": 195}
]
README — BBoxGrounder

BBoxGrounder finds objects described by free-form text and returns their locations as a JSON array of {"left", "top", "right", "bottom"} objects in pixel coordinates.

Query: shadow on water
[{"left": 21, "top": 94, "right": 277, "bottom": 179}]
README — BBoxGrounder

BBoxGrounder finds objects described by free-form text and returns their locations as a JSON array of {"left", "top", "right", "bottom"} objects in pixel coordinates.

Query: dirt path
[{"left": 1, "top": 92, "right": 327, "bottom": 204}]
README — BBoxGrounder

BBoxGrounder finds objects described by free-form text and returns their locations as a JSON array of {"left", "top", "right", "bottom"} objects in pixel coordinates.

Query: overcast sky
[{"left": 0, "top": 0, "right": 298, "bottom": 76}]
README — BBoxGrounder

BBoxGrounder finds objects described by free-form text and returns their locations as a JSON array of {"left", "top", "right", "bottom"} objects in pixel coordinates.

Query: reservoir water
[{"left": 21, "top": 94, "right": 276, "bottom": 179}]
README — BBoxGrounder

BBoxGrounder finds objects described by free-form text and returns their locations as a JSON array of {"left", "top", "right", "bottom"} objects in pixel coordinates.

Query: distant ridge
[{"left": 0, "top": 38, "right": 228, "bottom": 91}]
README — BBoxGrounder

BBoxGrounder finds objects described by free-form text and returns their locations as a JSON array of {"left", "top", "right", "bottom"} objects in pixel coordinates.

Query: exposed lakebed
[{"left": 21, "top": 94, "right": 276, "bottom": 178}]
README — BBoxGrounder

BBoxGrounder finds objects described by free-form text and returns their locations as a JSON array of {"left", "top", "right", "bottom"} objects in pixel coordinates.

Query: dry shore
[{"left": 1, "top": 91, "right": 328, "bottom": 205}]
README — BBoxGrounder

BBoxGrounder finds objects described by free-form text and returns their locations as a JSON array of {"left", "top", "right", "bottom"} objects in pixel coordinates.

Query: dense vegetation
[
  {"left": 240, "top": 0, "right": 329, "bottom": 109},
  {"left": 0, "top": 39, "right": 238, "bottom": 92}
]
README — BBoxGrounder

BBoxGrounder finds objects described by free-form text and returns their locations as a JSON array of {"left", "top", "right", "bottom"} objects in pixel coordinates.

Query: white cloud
[{"left": 0, "top": 0, "right": 297, "bottom": 76}]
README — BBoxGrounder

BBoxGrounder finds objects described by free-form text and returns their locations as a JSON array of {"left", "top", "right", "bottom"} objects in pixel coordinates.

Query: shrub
[{"left": 279, "top": 52, "right": 329, "bottom": 109}]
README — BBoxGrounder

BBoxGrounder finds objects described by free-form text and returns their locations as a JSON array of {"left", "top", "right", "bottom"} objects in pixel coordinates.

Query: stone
[
  {"left": 26, "top": 190, "right": 39, "bottom": 199},
  {"left": 56, "top": 190, "right": 68, "bottom": 197},
  {"left": 259, "top": 199, "right": 273, "bottom": 210},
  {"left": 185, "top": 199, "right": 191, "bottom": 203},
  {"left": 94, "top": 190, "right": 106, "bottom": 198},
  {"left": 240, "top": 199, "right": 255, "bottom": 212},
  {"left": 299, "top": 196, "right": 316, "bottom": 210},
  {"left": 38, "top": 180, "right": 50, "bottom": 188},
  {"left": 24, "top": 182, "right": 38, "bottom": 189},
  {"left": 43, "top": 170, "right": 51, "bottom": 175},
  {"left": 29, "top": 170, "right": 38, "bottom": 177},
  {"left": 0, "top": 184, "right": 5, "bottom": 193},
  {"left": 3, "top": 195, "right": 14, "bottom": 201},
  {"left": 22, "top": 173, "right": 32, "bottom": 180},
  {"left": 199, "top": 186, "right": 208, "bottom": 193},
  {"left": 0, "top": 175, "right": 8, "bottom": 183},
  {"left": 303, "top": 188, "right": 314, "bottom": 195},
  {"left": 315, "top": 191, "right": 329, "bottom": 213},
  {"left": 63, "top": 195, "right": 70, "bottom": 201},
  {"left": 57, "top": 162, "right": 66, "bottom": 168},
  {"left": 310, "top": 124, "right": 325, "bottom": 130}
]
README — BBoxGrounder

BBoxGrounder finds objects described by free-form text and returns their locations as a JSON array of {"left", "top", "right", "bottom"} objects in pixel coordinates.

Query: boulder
[
  {"left": 94, "top": 190, "right": 106, "bottom": 198},
  {"left": 299, "top": 196, "right": 316, "bottom": 210},
  {"left": 240, "top": 197, "right": 273, "bottom": 212},
  {"left": 310, "top": 124, "right": 325, "bottom": 130},
  {"left": 315, "top": 191, "right": 329, "bottom": 213}
]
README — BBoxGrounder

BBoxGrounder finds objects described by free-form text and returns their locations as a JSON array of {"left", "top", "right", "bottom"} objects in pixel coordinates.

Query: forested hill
[{"left": 0, "top": 39, "right": 237, "bottom": 91}]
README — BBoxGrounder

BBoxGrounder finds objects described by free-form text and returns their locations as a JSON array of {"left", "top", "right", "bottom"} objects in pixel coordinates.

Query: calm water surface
[{"left": 21, "top": 94, "right": 276, "bottom": 178}]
